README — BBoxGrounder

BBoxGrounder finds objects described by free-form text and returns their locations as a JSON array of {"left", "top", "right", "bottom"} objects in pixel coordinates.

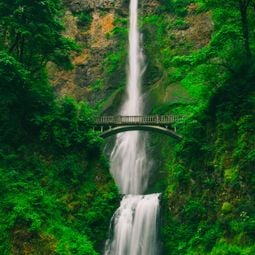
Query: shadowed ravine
[{"left": 104, "top": 0, "right": 160, "bottom": 254}]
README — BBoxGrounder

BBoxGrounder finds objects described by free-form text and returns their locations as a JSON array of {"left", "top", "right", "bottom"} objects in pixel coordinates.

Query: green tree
[
  {"left": 204, "top": 0, "right": 254, "bottom": 58},
  {"left": 0, "top": 1, "right": 118, "bottom": 254},
  {"left": 159, "top": 0, "right": 192, "bottom": 16},
  {"left": 0, "top": 0, "right": 78, "bottom": 71},
  {"left": 0, "top": 0, "right": 79, "bottom": 145}
]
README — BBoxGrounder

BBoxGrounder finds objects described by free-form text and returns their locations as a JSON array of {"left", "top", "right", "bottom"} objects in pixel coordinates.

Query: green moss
[
  {"left": 221, "top": 202, "right": 234, "bottom": 214},
  {"left": 173, "top": 18, "right": 189, "bottom": 30},
  {"left": 89, "top": 79, "right": 104, "bottom": 92}
]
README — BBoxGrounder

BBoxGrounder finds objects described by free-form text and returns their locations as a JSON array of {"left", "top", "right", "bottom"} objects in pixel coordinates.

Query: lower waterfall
[
  {"left": 104, "top": 0, "right": 160, "bottom": 254},
  {"left": 104, "top": 194, "right": 160, "bottom": 255}
]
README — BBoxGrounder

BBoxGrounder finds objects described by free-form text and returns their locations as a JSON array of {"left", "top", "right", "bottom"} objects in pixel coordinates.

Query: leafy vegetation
[
  {"left": 76, "top": 11, "right": 93, "bottom": 29},
  {"left": 158, "top": 0, "right": 193, "bottom": 16},
  {"left": 0, "top": 1, "right": 118, "bottom": 254},
  {"left": 146, "top": 1, "right": 255, "bottom": 254}
]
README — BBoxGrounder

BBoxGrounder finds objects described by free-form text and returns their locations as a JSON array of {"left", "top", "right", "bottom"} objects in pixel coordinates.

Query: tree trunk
[
  {"left": 253, "top": 2, "right": 255, "bottom": 16},
  {"left": 9, "top": 33, "right": 21, "bottom": 53},
  {"left": 19, "top": 36, "right": 25, "bottom": 63},
  {"left": 239, "top": 0, "right": 251, "bottom": 58}
]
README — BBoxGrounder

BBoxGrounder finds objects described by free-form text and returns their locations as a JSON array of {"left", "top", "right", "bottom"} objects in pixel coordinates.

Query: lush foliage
[
  {"left": 144, "top": 1, "right": 255, "bottom": 254},
  {"left": 0, "top": 1, "right": 118, "bottom": 254}
]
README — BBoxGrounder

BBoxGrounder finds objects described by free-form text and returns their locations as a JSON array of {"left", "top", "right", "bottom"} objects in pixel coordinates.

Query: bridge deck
[{"left": 95, "top": 115, "right": 183, "bottom": 126}]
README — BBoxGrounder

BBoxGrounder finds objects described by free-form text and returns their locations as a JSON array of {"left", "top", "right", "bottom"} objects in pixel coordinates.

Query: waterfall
[
  {"left": 104, "top": 0, "right": 160, "bottom": 254},
  {"left": 110, "top": 0, "right": 148, "bottom": 195},
  {"left": 104, "top": 194, "right": 160, "bottom": 255}
]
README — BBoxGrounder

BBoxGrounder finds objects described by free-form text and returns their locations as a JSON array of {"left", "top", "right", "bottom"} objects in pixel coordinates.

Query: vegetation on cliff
[
  {"left": 153, "top": 1, "right": 255, "bottom": 254},
  {"left": 0, "top": 0, "right": 118, "bottom": 254}
]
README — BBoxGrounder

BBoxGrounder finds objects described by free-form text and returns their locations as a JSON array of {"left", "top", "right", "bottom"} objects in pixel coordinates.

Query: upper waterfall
[
  {"left": 121, "top": 0, "right": 145, "bottom": 116},
  {"left": 110, "top": 0, "right": 149, "bottom": 195}
]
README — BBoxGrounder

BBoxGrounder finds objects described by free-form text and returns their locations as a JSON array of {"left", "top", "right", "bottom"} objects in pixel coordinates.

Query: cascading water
[
  {"left": 104, "top": 0, "right": 160, "bottom": 254},
  {"left": 104, "top": 194, "right": 160, "bottom": 255},
  {"left": 110, "top": 0, "right": 148, "bottom": 195}
]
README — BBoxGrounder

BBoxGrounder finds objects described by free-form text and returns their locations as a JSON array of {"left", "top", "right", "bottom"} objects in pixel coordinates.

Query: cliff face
[
  {"left": 49, "top": 0, "right": 213, "bottom": 113},
  {"left": 49, "top": 0, "right": 124, "bottom": 106},
  {"left": 64, "top": 0, "right": 121, "bottom": 11},
  {"left": 142, "top": 2, "right": 213, "bottom": 112}
]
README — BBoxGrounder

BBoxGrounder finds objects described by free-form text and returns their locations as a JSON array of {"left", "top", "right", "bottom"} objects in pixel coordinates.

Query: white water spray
[
  {"left": 104, "top": 0, "right": 160, "bottom": 254},
  {"left": 110, "top": 0, "right": 148, "bottom": 195},
  {"left": 104, "top": 194, "right": 160, "bottom": 255}
]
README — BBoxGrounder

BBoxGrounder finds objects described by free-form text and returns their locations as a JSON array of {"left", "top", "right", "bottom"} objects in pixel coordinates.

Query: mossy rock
[{"left": 221, "top": 202, "right": 233, "bottom": 214}]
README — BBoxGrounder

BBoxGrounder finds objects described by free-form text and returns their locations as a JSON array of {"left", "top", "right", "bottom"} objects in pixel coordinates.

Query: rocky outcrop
[
  {"left": 64, "top": 0, "right": 122, "bottom": 12},
  {"left": 50, "top": 0, "right": 128, "bottom": 105},
  {"left": 173, "top": 4, "right": 213, "bottom": 49},
  {"left": 74, "top": 11, "right": 115, "bottom": 88}
]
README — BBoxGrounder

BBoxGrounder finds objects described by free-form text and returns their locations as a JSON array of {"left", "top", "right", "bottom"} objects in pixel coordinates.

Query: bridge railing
[{"left": 95, "top": 115, "right": 184, "bottom": 125}]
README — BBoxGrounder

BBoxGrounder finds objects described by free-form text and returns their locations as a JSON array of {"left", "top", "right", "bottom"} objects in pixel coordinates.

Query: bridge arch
[{"left": 100, "top": 125, "right": 182, "bottom": 140}]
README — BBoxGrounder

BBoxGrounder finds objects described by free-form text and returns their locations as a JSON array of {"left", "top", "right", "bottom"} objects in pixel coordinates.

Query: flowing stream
[{"left": 104, "top": 0, "right": 160, "bottom": 254}]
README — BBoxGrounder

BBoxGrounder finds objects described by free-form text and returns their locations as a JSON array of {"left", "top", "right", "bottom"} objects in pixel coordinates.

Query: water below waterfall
[{"left": 104, "top": 0, "right": 160, "bottom": 254}]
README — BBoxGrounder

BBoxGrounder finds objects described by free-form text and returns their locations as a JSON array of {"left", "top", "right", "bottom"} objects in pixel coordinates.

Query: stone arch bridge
[{"left": 94, "top": 115, "right": 183, "bottom": 140}]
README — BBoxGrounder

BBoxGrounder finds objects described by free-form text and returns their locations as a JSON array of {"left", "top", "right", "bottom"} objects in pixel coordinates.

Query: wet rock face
[
  {"left": 51, "top": 0, "right": 127, "bottom": 105},
  {"left": 142, "top": 0, "right": 160, "bottom": 15},
  {"left": 51, "top": 0, "right": 162, "bottom": 107},
  {"left": 65, "top": 0, "right": 122, "bottom": 12},
  {"left": 172, "top": 5, "right": 213, "bottom": 50},
  {"left": 74, "top": 49, "right": 106, "bottom": 88}
]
